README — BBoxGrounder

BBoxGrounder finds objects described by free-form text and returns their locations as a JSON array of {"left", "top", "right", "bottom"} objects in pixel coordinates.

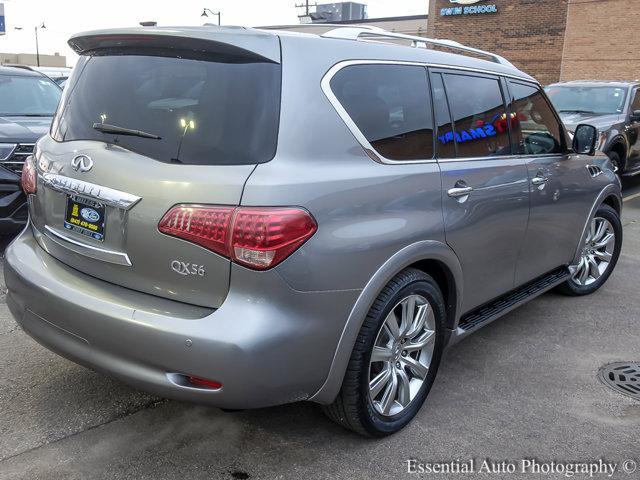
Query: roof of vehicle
[
  {"left": 68, "top": 25, "right": 536, "bottom": 83},
  {"left": 547, "top": 80, "right": 640, "bottom": 88},
  {"left": 0, "top": 65, "right": 48, "bottom": 77}
]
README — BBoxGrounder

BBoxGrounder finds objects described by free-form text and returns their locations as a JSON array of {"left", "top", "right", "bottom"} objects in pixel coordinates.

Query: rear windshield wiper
[
  {"left": 2, "top": 113, "right": 52, "bottom": 117},
  {"left": 557, "top": 109, "right": 597, "bottom": 114},
  {"left": 93, "top": 123, "right": 161, "bottom": 140}
]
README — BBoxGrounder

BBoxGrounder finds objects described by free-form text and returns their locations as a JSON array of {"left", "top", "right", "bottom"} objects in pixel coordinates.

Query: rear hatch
[{"left": 29, "top": 28, "right": 281, "bottom": 308}]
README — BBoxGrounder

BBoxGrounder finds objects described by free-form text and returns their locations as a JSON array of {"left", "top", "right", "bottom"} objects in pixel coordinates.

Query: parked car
[
  {"left": 545, "top": 81, "right": 640, "bottom": 176},
  {"left": 3, "top": 64, "right": 72, "bottom": 86},
  {"left": 0, "top": 66, "right": 61, "bottom": 235},
  {"left": 32, "top": 66, "right": 73, "bottom": 86},
  {"left": 5, "top": 26, "right": 622, "bottom": 436}
]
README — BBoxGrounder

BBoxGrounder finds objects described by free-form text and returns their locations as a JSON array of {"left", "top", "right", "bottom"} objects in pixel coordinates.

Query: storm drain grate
[{"left": 598, "top": 362, "right": 640, "bottom": 401}]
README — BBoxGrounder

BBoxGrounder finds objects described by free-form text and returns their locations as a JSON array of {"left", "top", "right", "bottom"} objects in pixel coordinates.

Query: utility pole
[
  {"left": 295, "top": 0, "right": 317, "bottom": 20},
  {"left": 34, "top": 26, "right": 39, "bottom": 66},
  {"left": 14, "top": 22, "right": 45, "bottom": 66}
]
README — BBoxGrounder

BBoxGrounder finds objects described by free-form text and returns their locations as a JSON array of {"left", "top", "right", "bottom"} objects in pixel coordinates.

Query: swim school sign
[{"left": 440, "top": 0, "right": 498, "bottom": 17}]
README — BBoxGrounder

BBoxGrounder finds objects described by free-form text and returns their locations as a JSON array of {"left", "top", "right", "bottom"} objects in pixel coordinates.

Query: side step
[{"left": 457, "top": 267, "right": 570, "bottom": 332}]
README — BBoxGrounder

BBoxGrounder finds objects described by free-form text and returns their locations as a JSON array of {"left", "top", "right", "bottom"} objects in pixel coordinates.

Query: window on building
[
  {"left": 509, "top": 82, "right": 563, "bottom": 155},
  {"left": 431, "top": 73, "right": 456, "bottom": 159},
  {"left": 330, "top": 64, "right": 434, "bottom": 161},
  {"left": 443, "top": 73, "right": 511, "bottom": 158}
]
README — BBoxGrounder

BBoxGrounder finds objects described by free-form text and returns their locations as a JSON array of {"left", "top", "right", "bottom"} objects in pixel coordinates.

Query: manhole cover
[{"left": 598, "top": 362, "right": 640, "bottom": 401}]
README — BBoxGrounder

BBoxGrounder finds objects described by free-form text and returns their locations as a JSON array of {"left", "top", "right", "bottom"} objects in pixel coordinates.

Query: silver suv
[{"left": 5, "top": 25, "right": 623, "bottom": 436}]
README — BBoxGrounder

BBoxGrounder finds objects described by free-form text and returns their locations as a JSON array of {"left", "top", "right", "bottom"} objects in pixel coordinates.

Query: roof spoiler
[{"left": 68, "top": 28, "right": 281, "bottom": 64}]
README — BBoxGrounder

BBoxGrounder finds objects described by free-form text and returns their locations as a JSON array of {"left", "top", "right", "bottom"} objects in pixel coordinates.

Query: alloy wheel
[
  {"left": 368, "top": 294, "right": 436, "bottom": 416},
  {"left": 571, "top": 216, "right": 615, "bottom": 286}
]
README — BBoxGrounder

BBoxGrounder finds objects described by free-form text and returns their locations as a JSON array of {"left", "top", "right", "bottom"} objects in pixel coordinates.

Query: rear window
[
  {"left": 330, "top": 64, "right": 434, "bottom": 161},
  {"left": 51, "top": 53, "right": 281, "bottom": 165}
]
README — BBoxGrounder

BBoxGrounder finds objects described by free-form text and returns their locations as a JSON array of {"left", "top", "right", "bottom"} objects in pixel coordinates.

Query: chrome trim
[
  {"left": 321, "top": 60, "right": 438, "bottom": 166},
  {"left": 447, "top": 186, "right": 473, "bottom": 198},
  {"left": 43, "top": 225, "right": 132, "bottom": 267},
  {"left": 259, "top": 24, "right": 383, "bottom": 32},
  {"left": 322, "top": 27, "right": 515, "bottom": 68},
  {"left": 0, "top": 143, "right": 18, "bottom": 161},
  {"left": 587, "top": 165, "right": 604, "bottom": 177},
  {"left": 531, "top": 176, "right": 548, "bottom": 186},
  {"left": 427, "top": 62, "right": 537, "bottom": 83},
  {"left": 437, "top": 153, "right": 564, "bottom": 164},
  {"left": 71, "top": 154, "right": 94, "bottom": 173},
  {"left": 321, "top": 60, "right": 538, "bottom": 166},
  {"left": 40, "top": 173, "right": 141, "bottom": 210}
]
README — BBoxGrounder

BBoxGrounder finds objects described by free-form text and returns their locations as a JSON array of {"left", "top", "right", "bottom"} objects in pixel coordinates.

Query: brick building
[{"left": 427, "top": 0, "right": 640, "bottom": 86}]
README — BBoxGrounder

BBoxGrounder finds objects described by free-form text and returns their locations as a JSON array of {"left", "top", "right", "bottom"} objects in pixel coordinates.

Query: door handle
[
  {"left": 531, "top": 176, "right": 548, "bottom": 186},
  {"left": 447, "top": 186, "right": 474, "bottom": 198}
]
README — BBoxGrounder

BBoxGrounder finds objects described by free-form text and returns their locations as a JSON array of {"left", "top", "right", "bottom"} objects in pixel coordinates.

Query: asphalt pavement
[{"left": 1, "top": 178, "right": 639, "bottom": 479}]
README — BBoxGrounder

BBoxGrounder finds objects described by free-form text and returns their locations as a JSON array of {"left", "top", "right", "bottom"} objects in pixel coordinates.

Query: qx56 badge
[{"left": 171, "top": 260, "right": 206, "bottom": 277}]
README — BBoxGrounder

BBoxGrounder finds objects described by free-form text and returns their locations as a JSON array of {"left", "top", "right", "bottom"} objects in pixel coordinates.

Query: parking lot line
[{"left": 623, "top": 191, "right": 640, "bottom": 203}]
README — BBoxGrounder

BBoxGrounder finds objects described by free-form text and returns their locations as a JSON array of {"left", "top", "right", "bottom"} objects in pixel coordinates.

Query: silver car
[{"left": 5, "top": 25, "right": 622, "bottom": 436}]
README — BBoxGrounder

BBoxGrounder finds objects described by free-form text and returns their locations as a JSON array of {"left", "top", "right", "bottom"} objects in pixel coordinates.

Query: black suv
[
  {"left": 0, "top": 66, "right": 61, "bottom": 235},
  {"left": 545, "top": 81, "right": 640, "bottom": 176}
]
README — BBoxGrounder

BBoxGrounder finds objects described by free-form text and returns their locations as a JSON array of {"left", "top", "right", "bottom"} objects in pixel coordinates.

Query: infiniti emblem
[{"left": 71, "top": 155, "right": 93, "bottom": 173}]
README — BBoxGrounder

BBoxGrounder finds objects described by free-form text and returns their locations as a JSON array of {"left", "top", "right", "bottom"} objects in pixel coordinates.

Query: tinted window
[
  {"left": 331, "top": 65, "right": 433, "bottom": 161},
  {"left": 443, "top": 74, "right": 511, "bottom": 158},
  {"left": 509, "top": 82, "right": 563, "bottom": 155},
  {"left": 631, "top": 89, "right": 640, "bottom": 111},
  {"left": 431, "top": 73, "right": 455, "bottom": 159},
  {"left": 0, "top": 75, "right": 61, "bottom": 116},
  {"left": 52, "top": 54, "right": 281, "bottom": 165}
]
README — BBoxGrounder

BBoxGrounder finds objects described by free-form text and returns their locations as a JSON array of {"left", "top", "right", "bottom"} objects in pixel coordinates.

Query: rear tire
[
  {"left": 556, "top": 204, "right": 622, "bottom": 296},
  {"left": 323, "top": 268, "right": 446, "bottom": 436}
]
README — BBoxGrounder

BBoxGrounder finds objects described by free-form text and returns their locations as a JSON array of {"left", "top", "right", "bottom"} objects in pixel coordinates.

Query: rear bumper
[{"left": 5, "top": 226, "right": 360, "bottom": 409}]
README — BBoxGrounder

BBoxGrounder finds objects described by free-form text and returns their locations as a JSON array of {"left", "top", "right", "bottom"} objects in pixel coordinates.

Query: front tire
[
  {"left": 323, "top": 268, "right": 446, "bottom": 436},
  {"left": 607, "top": 151, "right": 622, "bottom": 176},
  {"left": 557, "top": 204, "right": 622, "bottom": 296}
]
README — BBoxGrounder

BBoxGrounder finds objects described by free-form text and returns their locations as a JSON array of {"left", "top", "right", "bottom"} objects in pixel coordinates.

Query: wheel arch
[
  {"left": 602, "top": 194, "right": 622, "bottom": 215},
  {"left": 309, "top": 240, "right": 463, "bottom": 404},
  {"left": 410, "top": 258, "right": 457, "bottom": 328},
  {"left": 572, "top": 184, "right": 623, "bottom": 265},
  {"left": 607, "top": 136, "right": 628, "bottom": 170}
]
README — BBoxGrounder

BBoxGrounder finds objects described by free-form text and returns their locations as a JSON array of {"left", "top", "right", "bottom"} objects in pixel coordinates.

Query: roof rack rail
[
  {"left": 321, "top": 27, "right": 515, "bottom": 68},
  {"left": 259, "top": 23, "right": 384, "bottom": 32}
]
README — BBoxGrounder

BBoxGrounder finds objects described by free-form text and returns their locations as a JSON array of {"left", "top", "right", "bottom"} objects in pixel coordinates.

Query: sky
[{"left": 0, "top": 0, "right": 429, "bottom": 65}]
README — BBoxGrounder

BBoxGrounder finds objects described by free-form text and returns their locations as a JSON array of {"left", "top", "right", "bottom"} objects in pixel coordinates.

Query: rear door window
[
  {"left": 330, "top": 64, "right": 434, "bottom": 161},
  {"left": 508, "top": 82, "right": 563, "bottom": 155},
  {"left": 52, "top": 54, "right": 281, "bottom": 165},
  {"left": 443, "top": 73, "right": 511, "bottom": 158}
]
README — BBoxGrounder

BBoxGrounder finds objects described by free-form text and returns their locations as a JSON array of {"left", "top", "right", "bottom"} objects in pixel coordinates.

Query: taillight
[
  {"left": 21, "top": 155, "right": 37, "bottom": 194},
  {"left": 158, "top": 206, "right": 234, "bottom": 258},
  {"left": 158, "top": 205, "right": 317, "bottom": 270}
]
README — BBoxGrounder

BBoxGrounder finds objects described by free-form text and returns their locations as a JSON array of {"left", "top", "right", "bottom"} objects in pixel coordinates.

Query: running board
[
  {"left": 456, "top": 267, "right": 570, "bottom": 334},
  {"left": 622, "top": 166, "right": 640, "bottom": 177}
]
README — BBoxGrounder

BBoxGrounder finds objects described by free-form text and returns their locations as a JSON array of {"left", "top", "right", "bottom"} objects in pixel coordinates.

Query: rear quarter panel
[{"left": 241, "top": 35, "right": 447, "bottom": 293}]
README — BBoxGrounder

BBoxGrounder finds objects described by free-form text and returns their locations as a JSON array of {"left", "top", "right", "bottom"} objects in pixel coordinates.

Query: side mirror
[
  {"left": 572, "top": 124, "right": 597, "bottom": 156},
  {"left": 631, "top": 110, "right": 640, "bottom": 122}
]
